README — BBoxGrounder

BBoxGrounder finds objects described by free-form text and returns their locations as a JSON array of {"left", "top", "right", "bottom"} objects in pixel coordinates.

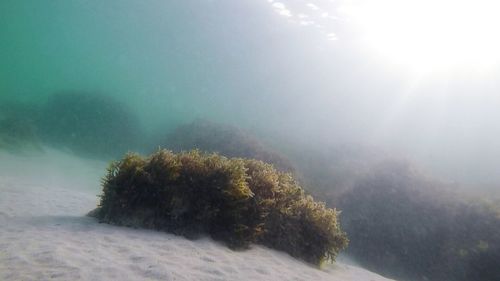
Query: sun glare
[{"left": 342, "top": 0, "right": 500, "bottom": 72}]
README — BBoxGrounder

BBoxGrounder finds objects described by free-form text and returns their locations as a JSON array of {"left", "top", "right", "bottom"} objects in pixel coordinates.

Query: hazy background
[{"left": 2, "top": 0, "right": 500, "bottom": 187}]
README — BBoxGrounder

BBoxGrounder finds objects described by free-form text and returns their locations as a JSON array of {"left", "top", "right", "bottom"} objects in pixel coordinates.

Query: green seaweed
[{"left": 92, "top": 149, "right": 348, "bottom": 265}]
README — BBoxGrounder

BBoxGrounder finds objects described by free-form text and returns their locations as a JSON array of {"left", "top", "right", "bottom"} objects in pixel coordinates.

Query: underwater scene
[{"left": 1, "top": 1, "right": 500, "bottom": 280}]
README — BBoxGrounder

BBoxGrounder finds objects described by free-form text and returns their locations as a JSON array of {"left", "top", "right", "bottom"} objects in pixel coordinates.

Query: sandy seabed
[{"left": 0, "top": 148, "right": 394, "bottom": 281}]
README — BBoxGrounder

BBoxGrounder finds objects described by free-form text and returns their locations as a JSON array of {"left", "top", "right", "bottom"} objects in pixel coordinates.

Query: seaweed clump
[{"left": 92, "top": 149, "right": 348, "bottom": 265}]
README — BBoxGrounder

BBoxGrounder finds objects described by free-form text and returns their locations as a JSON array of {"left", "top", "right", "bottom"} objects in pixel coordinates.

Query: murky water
[{"left": 1, "top": 1, "right": 500, "bottom": 281}]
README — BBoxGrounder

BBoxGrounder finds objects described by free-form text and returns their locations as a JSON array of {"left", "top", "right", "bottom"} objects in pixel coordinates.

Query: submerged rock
[
  {"left": 164, "top": 119, "right": 295, "bottom": 173},
  {"left": 37, "top": 92, "right": 142, "bottom": 158}
]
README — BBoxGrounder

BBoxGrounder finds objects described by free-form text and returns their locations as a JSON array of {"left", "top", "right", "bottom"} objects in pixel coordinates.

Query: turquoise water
[
  {"left": 1, "top": 1, "right": 338, "bottom": 135},
  {"left": 3, "top": 1, "right": 500, "bottom": 186},
  {"left": 1, "top": 1, "right": 397, "bottom": 142},
  {"left": 1, "top": 1, "right": 225, "bottom": 130},
  {"left": 2, "top": 1, "right": 500, "bottom": 281}
]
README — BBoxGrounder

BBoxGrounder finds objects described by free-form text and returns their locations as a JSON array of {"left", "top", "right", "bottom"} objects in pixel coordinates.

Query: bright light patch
[
  {"left": 327, "top": 33, "right": 338, "bottom": 41},
  {"left": 272, "top": 2, "right": 293, "bottom": 17},
  {"left": 342, "top": 0, "right": 500, "bottom": 72},
  {"left": 307, "top": 3, "right": 320, "bottom": 11}
]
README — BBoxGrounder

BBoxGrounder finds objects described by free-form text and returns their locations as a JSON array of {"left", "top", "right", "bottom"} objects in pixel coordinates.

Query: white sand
[{"left": 0, "top": 148, "right": 394, "bottom": 281}]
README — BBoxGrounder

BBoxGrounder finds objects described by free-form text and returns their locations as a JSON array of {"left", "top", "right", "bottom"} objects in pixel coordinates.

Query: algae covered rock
[
  {"left": 0, "top": 101, "right": 41, "bottom": 151},
  {"left": 0, "top": 116, "right": 40, "bottom": 151},
  {"left": 92, "top": 149, "right": 348, "bottom": 265},
  {"left": 37, "top": 92, "right": 142, "bottom": 158},
  {"left": 338, "top": 161, "right": 500, "bottom": 281},
  {"left": 165, "top": 119, "right": 295, "bottom": 173}
]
